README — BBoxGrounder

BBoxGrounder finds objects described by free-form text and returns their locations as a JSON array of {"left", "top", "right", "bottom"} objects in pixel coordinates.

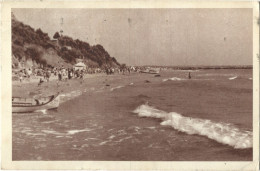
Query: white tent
[{"left": 74, "top": 62, "right": 86, "bottom": 71}]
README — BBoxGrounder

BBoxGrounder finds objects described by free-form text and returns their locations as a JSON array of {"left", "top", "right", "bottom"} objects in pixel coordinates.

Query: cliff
[{"left": 11, "top": 13, "right": 120, "bottom": 69}]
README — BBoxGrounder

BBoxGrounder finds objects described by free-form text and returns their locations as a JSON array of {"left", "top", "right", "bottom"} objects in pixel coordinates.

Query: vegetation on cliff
[{"left": 12, "top": 14, "right": 120, "bottom": 69}]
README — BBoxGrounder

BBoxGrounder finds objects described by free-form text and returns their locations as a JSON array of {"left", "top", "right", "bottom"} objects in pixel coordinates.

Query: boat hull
[{"left": 12, "top": 94, "right": 60, "bottom": 113}]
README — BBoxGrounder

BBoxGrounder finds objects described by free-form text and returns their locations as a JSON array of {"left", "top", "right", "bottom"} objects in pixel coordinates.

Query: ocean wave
[
  {"left": 163, "top": 77, "right": 186, "bottom": 82},
  {"left": 110, "top": 85, "right": 124, "bottom": 91},
  {"left": 197, "top": 73, "right": 235, "bottom": 77},
  {"left": 229, "top": 76, "right": 238, "bottom": 80},
  {"left": 42, "top": 127, "right": 94, "bottom": 136},
  {"left": 67, "top": 128, "right": 93, "bottom": 135},
  {"left": 175, "top": 70, "right": 200, "bottom": 72},
  {"left": 35, "top": 109, "right": 47, "bottom": 114},
  {"left": 133, "top": 104, "right": 252, "bottom": 149},
  {"left": 59, "top": 90, "right": 83, "bottom": 103}
]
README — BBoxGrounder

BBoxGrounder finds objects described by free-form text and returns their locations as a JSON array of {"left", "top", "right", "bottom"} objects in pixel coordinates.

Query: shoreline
[
  {"left": 12, "top": 72, "right": 136, "bottom": 98},
  {"left": 12, "top": 73, "right": 108, "bottom": 97},
  {"left": 12, "top": 73, "right": 107, "bottom": 85}
]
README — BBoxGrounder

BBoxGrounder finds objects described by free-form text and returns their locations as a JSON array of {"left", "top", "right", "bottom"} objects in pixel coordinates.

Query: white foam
[
  {"left": 108, "top": 128, "right": 114, "bottom": 132},
  {"left": 42, "top": 128, "right": 93, "bottom": 136},
  {"left": 36, "top": 109, "right": 47, "bottom": 114},
  {"left": 42, "top": 130, "right": 64, "bottom": 136},
  {"left": 229, "top": 76, "right": 237, "bottom": 80},
  {"left": 67, "top": 128, "right": 93, "bottom": 135},
  {"left": 95, "top": 90, "right": 104, "bottom": 93},
  {"left": 41, "top": 120, "right": 56, "bottom": 124},
  {"left": 99, "top": 141, "right": 109, "bottom": 145},
  {"left": 108, "top": 135, "right": 116, "bottom": 139},
  {"left": 175, "top": 70, "right": 200, "bottom": 72},
  {"left": 59, "top": 90, "right": 83, "bottom": 103},
  {"left": 115, "top": 136, "right": 132, "bottom": 143},
  {"left": 85, "top": 138, "right": 99, "bottom": 141},
  {"left": 110, "top": 85, "right": 124, "bottom": 91},
  {"left": 146, "top": 126, "right": 156, "bottom": 129},
  {"left": 129, "top": 83, "right": 134, "bottom": 85},
  {"left": 163, "top": 77, "right": 186, "bottom": 82},
  {"left": 117, "top": 129, "right": 127, "bottom": 135},
  {"left": 133, "top": 104, "right": 252, "bottom": 149},
  {"left": 81, "top": 144, "right": 89, "bottom": 148},
  {"left": 197, "top": 73, "right": 234, "bottom": 77}
]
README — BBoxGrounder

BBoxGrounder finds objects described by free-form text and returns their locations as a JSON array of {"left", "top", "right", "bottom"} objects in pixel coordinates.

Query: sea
[{"left": 13, "top": 69, "right": 253, "bottom": 161}]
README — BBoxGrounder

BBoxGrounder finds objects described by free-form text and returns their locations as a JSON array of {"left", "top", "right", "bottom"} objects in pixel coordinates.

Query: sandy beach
[{"left": 12, "top": 73, "right": 109, "bottom": 97}]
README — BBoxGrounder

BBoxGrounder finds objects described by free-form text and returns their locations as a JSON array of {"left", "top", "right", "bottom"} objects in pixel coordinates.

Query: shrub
[{"left": 53, "top": 32, "right": 60, "bottom": 39}]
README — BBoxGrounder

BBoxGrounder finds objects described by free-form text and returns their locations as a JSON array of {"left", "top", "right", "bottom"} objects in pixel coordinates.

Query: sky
[{"left": 12, "top": 8, "right": 253, "bottom": 66}]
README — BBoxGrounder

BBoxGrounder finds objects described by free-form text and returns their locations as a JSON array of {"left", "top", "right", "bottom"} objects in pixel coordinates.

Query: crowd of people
[{"left": 12, "top": 65, "right": 155, "bottom": 85}]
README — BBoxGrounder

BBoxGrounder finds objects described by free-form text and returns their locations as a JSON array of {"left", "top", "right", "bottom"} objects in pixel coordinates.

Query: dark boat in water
[{"left": 12, "top": 93, "right": 60, "bottom": 113}]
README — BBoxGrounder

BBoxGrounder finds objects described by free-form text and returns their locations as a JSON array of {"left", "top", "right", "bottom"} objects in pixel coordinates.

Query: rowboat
[{"left": 12, "top": 93, "right": 60, "bottom": 113}]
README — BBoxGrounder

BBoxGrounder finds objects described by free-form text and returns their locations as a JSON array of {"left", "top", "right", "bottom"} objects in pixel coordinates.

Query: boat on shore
[
  {"left": 140, "top": 68, "right": 160, "bottom": 74},
  {"left": 12, "top": 93, "right": 60, "bottom": 113}
]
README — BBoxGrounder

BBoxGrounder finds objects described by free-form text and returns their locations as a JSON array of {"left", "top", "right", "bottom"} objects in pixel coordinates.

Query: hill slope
[{"left": 12, "top": 13, "right": 120, "bottom": 69}]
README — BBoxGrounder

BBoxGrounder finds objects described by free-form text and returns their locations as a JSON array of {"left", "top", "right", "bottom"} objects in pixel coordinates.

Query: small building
[
  {"left": 64, "top": 46, "right": 72, "bottom": 50},
  {"left": 74, "top": 62, "right": 86, "bottom": 71}
]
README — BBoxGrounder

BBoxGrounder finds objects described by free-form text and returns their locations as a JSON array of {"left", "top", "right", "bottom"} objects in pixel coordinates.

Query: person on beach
[
  {"left": 19, "top": 71, "right": 23, "bottom": 82},
  {"left": 105, "top": 67, "right": 109, "bottom": 75},
  {"left": 79, "top": 70, "right": 84, "bottom": 84},
  {"left": 38, "top": 78, "right": 44, "bottom": 86},
  {"left": 27, "top": 68, "right": 32, "bottom": 78},
  {"left": 75, "top": 70, "right": 78, "bottom": 78},
  {"left": 46, "top": 70, "right": 51, "bottom": 82},
  {"left": 19, "top": 75, "right": 23, "bottom": 82},
  {"left": 80, "top": 70, "right": 84, "bottom": 79},
  {"left": 58, "top": 70, "right": 62, "bottom": 81},
  {"left": 43, "top": 71, "right": 46, "bottom": 80},
  {"left": 70, "top": 70, "right": 73, "bottom": 79},
  {"left": 188, "top": 72, "right": 191, "bottom": 79},
  {"left": 35, "top": 99, "right": 40, "bottom": 105},
  {"left": 68, "top": 69, "right": 71, "bottom": 79}
]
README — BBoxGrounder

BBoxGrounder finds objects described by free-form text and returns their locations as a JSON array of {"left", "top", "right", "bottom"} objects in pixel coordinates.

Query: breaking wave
[
  {"left": 59, "top": 90, "right": 83, "bottom": 103},
  {"left": 197, "top": 73, "right": 235, "bottom": 77},
  {"left": 229, "top": 76, "right": 238, "bottom": 80},
  {"left": 133, "top": 104, "right": 252, "bottom": 149},
  {"left": 42, "top": 127, "right": 94, "bottom": 136},
  {"left": 175, "top": 70, "right": 200, "bottom": 72},
  {"left": 110, "top": 85, "right": 124, "bottom": 91},
  {"left": 163, "top": 77, "right": 186, "bottom": 82}
]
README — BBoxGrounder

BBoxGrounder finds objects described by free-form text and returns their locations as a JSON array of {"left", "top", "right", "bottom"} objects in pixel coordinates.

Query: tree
[
  {"left": 120, "top": 63, "right": 126, "bottom": 69},
  {"left": 36, "top": 28, "right": 50, "bottom": 41},
  {"left": 25, "top": 47, "right": 43, "bottom": 64},
  {"left": 36, "top": 28, "right": 44, "bottom": 36},
  {"left": 53, "top": 32, "right": 60, "bottom": 39}
]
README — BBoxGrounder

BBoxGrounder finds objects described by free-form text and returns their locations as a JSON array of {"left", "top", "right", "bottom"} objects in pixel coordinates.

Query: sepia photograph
[{"left": 1, "top": 1, "right": 259, "bottom": 170}]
